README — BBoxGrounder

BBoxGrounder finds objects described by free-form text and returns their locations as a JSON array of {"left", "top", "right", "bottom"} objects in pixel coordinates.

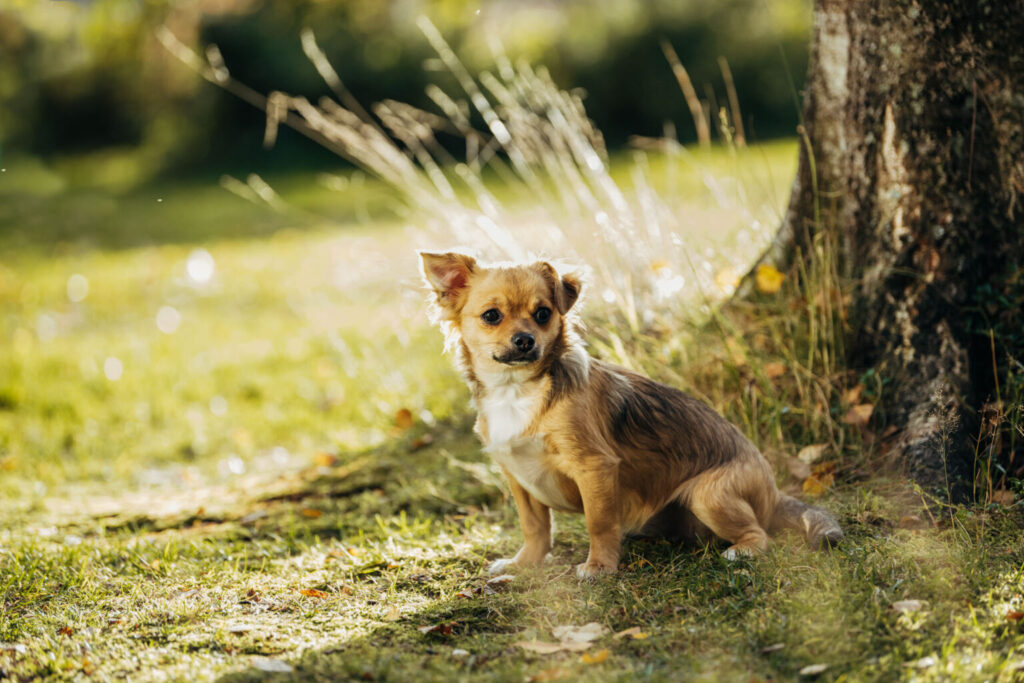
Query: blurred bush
[{"left": 0, "top": 0, "right": 809, "bottom": 181}]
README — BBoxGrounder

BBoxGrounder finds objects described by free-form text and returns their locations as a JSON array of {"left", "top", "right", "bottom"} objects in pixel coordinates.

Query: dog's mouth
[{"left": 492, "top": 348, "right": 540, "bottom": 365}]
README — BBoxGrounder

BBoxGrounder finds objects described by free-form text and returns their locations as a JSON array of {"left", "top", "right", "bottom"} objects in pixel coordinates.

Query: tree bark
[{"left": 777, "top": 0, "right": 1024, "bottom": 492}]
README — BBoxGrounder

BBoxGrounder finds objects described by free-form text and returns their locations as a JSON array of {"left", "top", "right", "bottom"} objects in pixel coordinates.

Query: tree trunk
[{"left": 774, "top": 0, "right": 1024, "bottom": 493}]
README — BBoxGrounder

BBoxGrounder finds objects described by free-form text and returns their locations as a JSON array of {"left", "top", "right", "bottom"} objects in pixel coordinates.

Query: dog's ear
[
  {"left": 535, "top": 261, "right": 583, "bottom": 314},
  {"left": 419, "top": 251, "right": 477, "bottom": 309}
]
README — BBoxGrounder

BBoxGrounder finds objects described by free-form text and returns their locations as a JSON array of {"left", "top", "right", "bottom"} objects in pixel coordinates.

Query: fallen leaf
[
  {"left": 394, "top": 408, "right": 414, "bottom": 431},
  {"left": 610, "top": 626, "right": 643, "bottom": 643},
  {"left": 797, "top": 443, "right": 828, "bottom": 464},
  {"left": 764, "top": 362, "right": 787, "bottom": 379},
  {"left": 891, "top": 599, "right": 924, "bottom": 613},
  {"left": 527, "top": 666, "right": 570, "bottom": 682},
  {"left": 842, "top": 403, "right": 874, "bottom": 428},
  {"left": 58, "top": 626, "right": 74, "bottom": 637},
  {"left": 486, "top": 574, "right": 515, "bottom": 588},
  {"left": 649, "top": 259, "right": 670, "bottom": 272},
  {"left": 451, "top": 648, "right": 469, "bottom": 658},
  {"left": 383, "top": 605, "right": 400, "bottom": 622},
  {"left": 761, "top": 643, "right": 785, "bottom": 654},
  {"left": 418, "top": 622, "right": 455, "bottom": 636},
  {"left": 799, "top": 663, "right": 828, "bottom": 676},
  {"left": 581, "top": 649, "right": 609, "bottom": 664},
  {"left": 300, "top": 508, "right": 323, "bottom": 518},
  {"left": 802, "top": 471, "right": 834, "bottom": 497},
  {"left": 410, "top": 434, "right": 435, "bottom": 451},
  {"left": 552, "top": 622, "right": 609, "bottom": 644},
  {"left": 992, "top": 490, "right": 1015, "bottom": 506},
  {"left": 299, "top": 589, "right": 330, "bottom": 599},
  {"left": 842, "top": 385, "right": 864, "bottom": 405},
  {"left": 755, "top": 264, "right": 785, "bottom": 294},
  {"left": 1007, "top": 610, "right": 1024, "bottom": 621},
  {"left": 253, "top": 658, "right": 293, "bottom": 673},
  {"left": 313, "top": 452, "right": 338, "bottom": 468},
  {"left": 514, "top": 640, "right": 589, "bottom": 654}
]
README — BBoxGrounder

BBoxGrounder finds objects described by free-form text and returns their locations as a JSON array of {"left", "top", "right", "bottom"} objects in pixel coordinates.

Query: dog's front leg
[
  {"left": 489, "top": 468, "right": 552, "bottom": 575},
  {"left": 575, "top": 462, "right": 622, "bottom": 579}
]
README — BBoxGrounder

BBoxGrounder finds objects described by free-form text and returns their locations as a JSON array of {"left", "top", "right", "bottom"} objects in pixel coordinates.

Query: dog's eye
[
  {"left": 533, "top": 307, "right": 552, "bottom": 325},
  {"left": 481, "top": 309, "right": 502, "bottom": 325}
]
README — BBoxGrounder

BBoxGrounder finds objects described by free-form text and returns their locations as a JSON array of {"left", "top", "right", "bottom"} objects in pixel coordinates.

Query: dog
[{"left": 419, "top": 251, "right": 843, "bottom": 579}]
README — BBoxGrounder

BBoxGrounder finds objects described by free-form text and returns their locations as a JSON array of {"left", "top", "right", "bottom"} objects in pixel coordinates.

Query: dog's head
[{"left": 419, "top": 251, "right": 582, "bottom": 371}]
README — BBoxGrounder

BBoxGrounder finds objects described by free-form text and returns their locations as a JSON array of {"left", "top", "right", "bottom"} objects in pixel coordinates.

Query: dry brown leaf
[
  {"left": 897, "top": 514, "right": 928, "bottom": 530},
  {"left": 394, "top": 408, "right": 414, "bottom": 431},
  {"left": 764, "top": 362, "right": 787, "bottom": 379},
  {"left": 300, "top": 508, "right": 323, "bottom": 518},
  {"left": 299, "top": 589, "right": 330, "bottom": 599},
  {"left": 418, "top": 622, "right": 455, "bottom": 636},
  {"left": 410, "top": 433, "right": 435, "bottom": 451},
  {"left": 992, "top": 490, "right": 1015, "bottom": 506},
  {"left": 842, "top": 385, "right": 864, "bottom": 405},
  {"left": 58, "top": 626, "right": 74, "bottom": 637},
  {"left": 1007, "top": 610, "right": 1024, "bottom": 621},
  {"left": 797, "top": 443, "right": 828, "bottom": 464},
  {"left": 581, "top": 649, "right": 610, "bottom": 664},
  {"left": 842, "top": 403, "right": 874, "bottom": 427}
]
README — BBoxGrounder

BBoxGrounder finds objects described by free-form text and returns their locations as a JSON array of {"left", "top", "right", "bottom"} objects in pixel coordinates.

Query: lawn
[{"left": 2, "top": 144, "right": 1024, "bottom": 681}]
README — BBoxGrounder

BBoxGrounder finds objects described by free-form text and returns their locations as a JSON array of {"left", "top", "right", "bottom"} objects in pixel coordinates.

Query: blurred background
[{"left": 0, "top": 0, "right": 809, "bottom": 495}]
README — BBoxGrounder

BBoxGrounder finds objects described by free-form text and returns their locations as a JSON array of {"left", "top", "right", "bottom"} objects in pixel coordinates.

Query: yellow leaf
[
  {"left": 649, "top": 259, "right": 670, "bottom": 273},
  {"left": 802, "top": 471, "right": 835, "bottom": 497},
  {"left": 300, "top": 508, "right": 322, "bottom": 518},
  {"left": 299, "top": 589, "right": 330, "bottom": 599},
  {"left": 581, "top": 649, "right": 610, "bottom": 664},
  {"left": 394, "top": 408, "right": 414, "bottom": 431},
  {"left": 383, "top": 605, "right": 400, "bottom": 621},
  {"left": 764, "top": 362, "right": 787, "bottom": 379},
  {"left": 755, "top": 264, "right": 785, "bottom": 294}
]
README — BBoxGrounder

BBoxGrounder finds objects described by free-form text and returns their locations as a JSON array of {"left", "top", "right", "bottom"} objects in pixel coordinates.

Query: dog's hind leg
[{"left": 680, "top": 463, "right": 772, "bottom": 559}]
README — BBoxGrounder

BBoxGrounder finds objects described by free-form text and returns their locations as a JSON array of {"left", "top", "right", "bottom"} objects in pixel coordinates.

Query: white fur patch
[
  {"left": 482, "top": 382, "right": 537, "bottom": 446},
  {"left": 489, "top": 437, "right": 573, "bottom": 511}
]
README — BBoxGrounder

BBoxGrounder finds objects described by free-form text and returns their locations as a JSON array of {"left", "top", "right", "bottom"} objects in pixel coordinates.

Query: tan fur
[{"left": 420, "top": 251, "right": 843, "bottom": 579}]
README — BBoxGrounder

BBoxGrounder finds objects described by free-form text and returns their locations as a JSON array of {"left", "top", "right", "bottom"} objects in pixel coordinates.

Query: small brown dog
[{"left": 420, "top": 251, "right": 842, "bottom": 578}]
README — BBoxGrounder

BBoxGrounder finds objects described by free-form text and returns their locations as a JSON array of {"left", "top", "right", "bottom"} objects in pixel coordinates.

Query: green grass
[{"left": 3, "top": 145, "right": 1024, "bottom": 681}]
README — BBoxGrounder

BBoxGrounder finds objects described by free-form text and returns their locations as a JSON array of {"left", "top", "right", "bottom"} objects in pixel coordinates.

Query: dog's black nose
[{"left": 512, "top": 332, "right": 535, "bottom": 352}]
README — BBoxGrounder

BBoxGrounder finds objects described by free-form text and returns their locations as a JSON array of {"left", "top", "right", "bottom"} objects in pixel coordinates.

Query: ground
[{"left": 2, "top": 145, "right": 1024, "bottom": 681}]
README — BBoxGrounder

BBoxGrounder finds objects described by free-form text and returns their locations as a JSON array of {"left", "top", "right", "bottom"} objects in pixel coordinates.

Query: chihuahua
[{"left": 420, "top": 251, "right": 843, "bottom": 579}]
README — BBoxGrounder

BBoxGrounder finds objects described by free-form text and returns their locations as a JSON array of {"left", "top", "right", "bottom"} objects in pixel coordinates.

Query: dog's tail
[{"left": 770, "top": 494, "right": 843, "bottom": 549}]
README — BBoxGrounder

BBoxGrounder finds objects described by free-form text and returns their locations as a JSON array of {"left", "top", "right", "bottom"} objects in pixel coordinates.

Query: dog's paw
[
  {"left": 722, "top": 546, "right": 757, "bottom": 561},
  {"left": 489, "top": 558, "right": 518, "bottom": 575},
  {"left": 575, "top": 560, "right": 617, "bottom": 580}
]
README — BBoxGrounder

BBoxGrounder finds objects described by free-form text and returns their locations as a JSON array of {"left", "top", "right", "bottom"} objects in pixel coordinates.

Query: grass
[{"left": 3, "top": 144, "right": 1024, "bottom": 682}]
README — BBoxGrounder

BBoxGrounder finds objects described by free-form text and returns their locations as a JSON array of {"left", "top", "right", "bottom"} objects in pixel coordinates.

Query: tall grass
[
  {"left": 158, "top": 20, "right": 779, "bottom": 344},
  {"left": 159, "top": 19, "right": 855, "bottom": 460}
]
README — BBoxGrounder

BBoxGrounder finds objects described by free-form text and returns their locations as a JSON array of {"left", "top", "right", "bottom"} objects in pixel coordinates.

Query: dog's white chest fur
[{"left": 480, "top": 381, "right": 571, "bottom": 511}]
